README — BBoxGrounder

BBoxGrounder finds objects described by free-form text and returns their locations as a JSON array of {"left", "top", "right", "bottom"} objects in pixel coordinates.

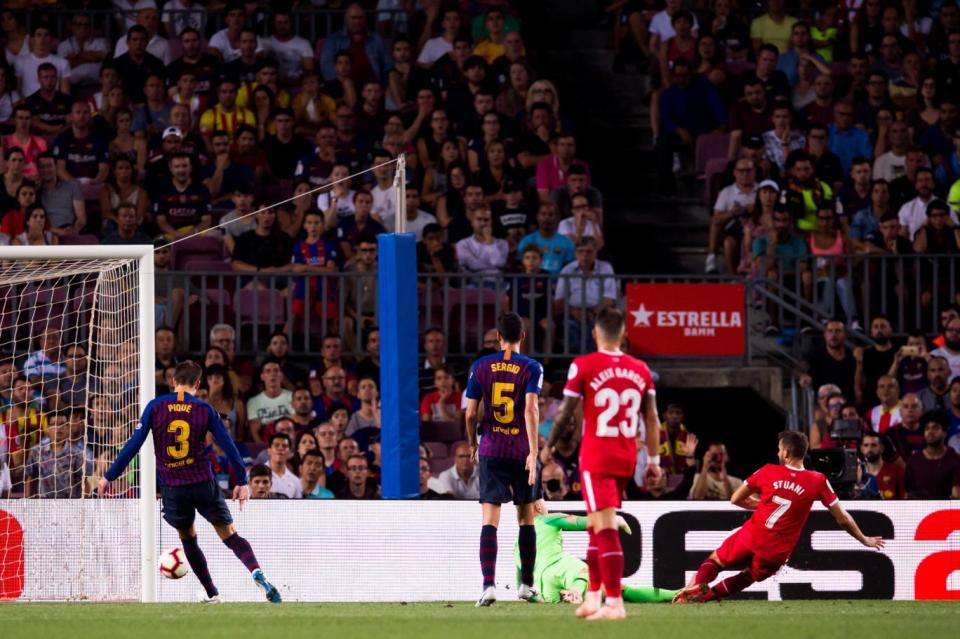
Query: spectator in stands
[
  {"left": 856, "top": 71, "right": 894, "bottom": 137},
  {"left": 300, "top": 449, "right": 334, "bottom": 499},
  {"left": 56, "top": 14, "right": 107, "bottom": 89},
  {"left": 290, "top": 388, "right": 318, "bottom": 435},
  {"left": 554, "top": 237, "right": 618, "bottom": 352},
  {"left": 199, "top": 78, "right": 255, "bottom": 147},
  {"left": 11, "top": 205, "right": 57, "bottom": 247},
  {"left": 247, "top": 358, "right": 293, "bottom": 443},
  {"left": 132, "top": 73, "right": 172, "bottom": 141},
  {"left": 420, "top": 456, "right": 449, "bottom": 500},
  {"left": 753, "top": 43, "right": 790, "bottom": 100},
  {"left": 315, "top": 422, "right": 338, "bottom": 474},
  {"left": 809, "top": 201, "right": 857, "bottom": 324},
  {"left": 558, "top": 193, "right": 604, "bottom": 255},
  {"left": 706, "top": 157, "right": 757, "bottom": 274},
  {"left": 919, "top": 356, "right": 951, "bottom": 413},
  {"left": 321, "top": 4, "right": 392, "bottom": 84},
  {"left": 655, "top": 57, "right": 725, "bottom": 193},
  {"left": 112, "top": 26, "right": 164, "bottom": 105},
  {"left": 312, "top": 365, "right": 359, "bottom": 423},
  {"left": 810, "top": 390, "right": 845, "bottom": 449},
  {"left": 905, "top": 411, "right": 960, "bottom": 498},
  {"left": 535, "top": 133, "right": 589, "bottom": 202},
  {"left": 248, "top": 464, "right": 284, "bottom": 499},
  {"left": 338, "top": 191, "right": 386, "bottom": 264},
  {"left": 265, "top": 433, "right": 301, "bottom": 499},
  {"left": 727, "top": 75, "right": 773, "bottom": 161},
  {"left": 420, "top": 365, "right": 463, "bottom": 423},
  {"left": 4, "top": 105, "right": 46, "bottom": 179},
  {"left": 0, "top": 181, "right": 34, "bottom": 239},
  {"left": 750, "top": 0, "right": 796, "bottom": 55},
  {"left": 889, "top": 148, "right": 927, "bottom": 212},
  {"left": 223, "top": 28, "right": 262, "bottom": 86},
  {"left": 15, "top": 25, "right": 70, "bottom": 97},
  {"left": 99, "top": 156, "right": 148, "bottom": 231},
  {"left": 114, "top": 6, "right": 169, "bottom": 64},
  {"left": 550, "top": 164, "right": 603, "bottom": 221},
  {"left": 385, "top": 184, "right": 437, "bottom": 240},
  {"left": 754, "top": 207, "right": 811, "bottom": 332},
  {"left": 416, "top": 222, "right": 458, "bottom": 276},
  {"left": 516, "top": 202, "right": 575, "bottom": 275},
  {"left": 208, "top": 2, "right": 263, "bottom": 63},
  {"left": 540, "top": 462, "right": 573, "bottom": 501},
  {"left": 52, "top": 101, "right": 108, "bottom": 184},
  {"left": 204, "top": 363, "right": 246, "bottom": 441},
  {"left": 36, "top": 153, "right": 85, "bottom": 238},
  {"left": 838, "top": 157, "right": 873, "bottom": 227},
  {"left": 785, "top": 149, "right": 833, "bottom": 231},
  {"left": 828, "top": 101, "right": 873, "bottom": 175},
  {"left": 931, "top": 318, "right": 960, "bottom": 380},
  {"left": 153, "top": 326, "right": 178, "bottom": 387},
  {"left": 346, "top": 377, "right": 380, "bottom": 437},
  {"left": 801, "top": 68, "right": 835, "bottom": 128},
  {"left": 152, "top": 151, "right": 211, "bottom": 240},
  {"left": 850, "top": 180, "right": 892, "bottom": 251},
  {"left": 45, "top": 344, "right": 87, "bottom": 408},
  {"left": 657, "top": 403, "right": 693, "bottom": 475},
  {"left": 805, "top": 123, "right": 844, "bottom": 190},
  {"left": 868, "top": 376, "right": 902, "bottom": 433},
  {"left": 860, "top": 432, "right": 905, "bottom": 499},
  {"left": 24, "top": 409, "right": 91, "bottom": 498},
  {"left": 874, "top": 120, "right": 910, "bottom": 183},
  {"left": 800, "top": 319, "right": 857, "bottom": 402},
  {"left": 689, "top": 441, "right": 743, "bottom": 500},
  {"left": 899, "top": 170, "right": 953, "bottom": 241},
  {"left": 456, "top": 206, "right": 508, "bottom": 280},
  {"left": 429, "top": 442, "right": 479, "bottom": 500},
  {"left": 203, "top": 132, "right": 255, "bottom": 209},
  {"left": 23, "top": 63, "right": 70, "bottom": 138},
  {"left": 417, "top": 7, "right": 461, "bottom": 68},
  {"left": 888, "top": 394, "right": 926, "bottom": 459},
  {"left": 167, "top": 28, "right": 221, "bottom": 101},
  {"left": 264, "top": 331, "right": 307, "bottom": 390},
  {"left": 231, "top": 207, "right": 293, "bottom": 280},
  {"left": 354, "top": 328, "right": 380, "bottom": 384},
  {"left": 889, "top": 331, "right": 930, "bottom": 396},
  {"left": 855, "top": 315, "right": 897, "bottom": 408},
  {"left": 338, "top": 453, "right": 379, "bottom": 500},
  {"left": 264, "top": 10, "right": 314, "bottom": 84},
  {"left": 649, "top": 0, "right": 700, "bottom": 54},
  {"left": 344, "top": 234, "right": 379, "bottom": 344}
]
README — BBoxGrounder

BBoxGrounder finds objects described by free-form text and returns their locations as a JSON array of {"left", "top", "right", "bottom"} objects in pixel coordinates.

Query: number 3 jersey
[
  {"left": 465, "top": 350, "right": 543, "bottom": 460},
  {"left": 105, "top": 391, "right": 248, "bottom": 487},
  {"left": 563, "top": 350, "right": 655, "bottom": 477},
  {"left": 743, "top": 463, "right": 839, "bottom": 555}
]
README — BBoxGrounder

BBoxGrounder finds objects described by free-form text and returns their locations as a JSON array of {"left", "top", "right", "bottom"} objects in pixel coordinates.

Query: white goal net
[{"left": 0, "top": 246, "right": 155, "bottom": 601}]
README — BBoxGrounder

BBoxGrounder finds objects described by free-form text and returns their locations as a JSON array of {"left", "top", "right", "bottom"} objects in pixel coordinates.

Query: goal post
[{"left": 0, "top": 245, "right": 156, "bottom": 602}]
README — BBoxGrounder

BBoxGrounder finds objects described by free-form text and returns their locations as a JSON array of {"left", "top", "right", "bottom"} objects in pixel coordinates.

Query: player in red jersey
[
  {"left": 549, "top": 307, "right": 661, "bottom": 621},
  {"left": 674, "top": 431, "right": 885, "bottom": 604}
]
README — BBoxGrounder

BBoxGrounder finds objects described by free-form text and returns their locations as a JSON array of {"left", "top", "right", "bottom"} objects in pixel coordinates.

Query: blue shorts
[
  {"left": 478, "top": 455, "right": 542, "bottom": 505},
  {"left": 160, "top": 478, "right": 233, "bottom": 531}
]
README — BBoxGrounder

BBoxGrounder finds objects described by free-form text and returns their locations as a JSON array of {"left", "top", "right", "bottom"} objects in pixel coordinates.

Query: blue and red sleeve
[{"left": 104, "top": 400, "right": 154, "bottom": 482}]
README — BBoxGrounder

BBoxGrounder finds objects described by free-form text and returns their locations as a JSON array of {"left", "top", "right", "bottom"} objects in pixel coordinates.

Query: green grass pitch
[{"left": 1, "top": 601, "right": 955, "bottom": 639}]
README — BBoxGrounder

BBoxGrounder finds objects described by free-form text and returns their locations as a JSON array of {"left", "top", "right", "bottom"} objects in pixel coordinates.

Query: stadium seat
[
  {"left": 694, "top": 132, "right": 730, "bottom": 177},
  {"left": 234, "top": 288, "right": 287, "bottom": 350},
  {"left": 704, "top": 157, "right": 729, "bottom": 203},
  {"left": 170, "top": 235, "right": 225, "bottom": 270},
  {"left": 59, "top": 234, "right": 100, "bottom": 245},
  {"left": 423, "top": 441, "right": 448, "bottom": 460},
  {"left": 429, "top": 457, "right": 454, "bottom": 475},
  {"left": 422, "top": 288, "right": 507, "bottom": 352},
  {"left": 420, "top": 420, "right": 464, "bottom": 443}
]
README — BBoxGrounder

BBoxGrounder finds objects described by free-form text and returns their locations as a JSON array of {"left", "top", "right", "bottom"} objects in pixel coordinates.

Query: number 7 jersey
[{"left": 563, "top": 350, "right": 655, "bottom": 477}]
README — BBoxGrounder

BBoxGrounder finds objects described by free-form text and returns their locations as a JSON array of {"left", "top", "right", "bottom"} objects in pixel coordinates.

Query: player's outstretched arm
[
  {"left": 465, "top": 397, "right": 480, "bottom": 462},
  {"left": 641, "top": 392, "right": 662, "bottom": 484},
  {"left": 729, "top": 482, "right": 760, "bottom": 510},
  {"left": 828, "top": 502, "right": 886, "bottom": 549},
  {"left": 524, "top": 391, "right": 539, "bottom": 485},
  {"left": 98, "top": 408, "right": 153, "bottom": 495}
]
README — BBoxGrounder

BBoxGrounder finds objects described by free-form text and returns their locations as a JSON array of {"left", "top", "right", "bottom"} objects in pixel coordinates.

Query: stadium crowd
[{"left": 0, "top": 0, "right": 958, "bottom": 502}]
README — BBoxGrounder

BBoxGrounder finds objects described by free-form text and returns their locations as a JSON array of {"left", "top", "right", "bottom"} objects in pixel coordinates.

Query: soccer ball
[{"left": 158, "top": 548, "right": 189, "bottom": 579}]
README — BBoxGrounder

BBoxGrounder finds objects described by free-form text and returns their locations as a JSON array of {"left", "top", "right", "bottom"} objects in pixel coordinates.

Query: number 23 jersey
[
  {"left": 743, "top": 464, "right": 839, "bottom": 555},
  {"left": 563, "top": 350, "right": 655, "bottom": 477}
]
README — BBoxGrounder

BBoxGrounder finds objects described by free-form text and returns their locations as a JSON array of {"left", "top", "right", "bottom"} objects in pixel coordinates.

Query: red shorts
[
  {"left": 581, "top": 471, "right": 630, "bottom": 513},
  {"left": 715, "top": 527, "right": 789, "bottom": 582}
]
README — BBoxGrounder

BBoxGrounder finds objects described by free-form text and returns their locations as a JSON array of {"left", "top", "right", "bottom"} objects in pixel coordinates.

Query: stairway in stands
[{"left": 534, "top": 1, "right": 710, "bottom": 274}]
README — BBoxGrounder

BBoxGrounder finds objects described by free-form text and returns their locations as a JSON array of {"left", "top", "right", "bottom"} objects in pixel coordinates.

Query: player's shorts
[
  {"left": 581, "top": 471, "right": 630, "bottom": 513},
  {"left": 715, "top": 527, "right": 789, "bottom": 582},
  {"left": 160, "top": 477, "right": 233, "bottom": 531},
  {"left": 478, "top": 455, "right": 542, "bottom": 505}
]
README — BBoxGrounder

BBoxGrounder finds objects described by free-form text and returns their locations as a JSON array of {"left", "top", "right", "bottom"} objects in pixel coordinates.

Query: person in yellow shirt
[
  {"left": 750, "top": 0, "right": 797, "bottom": 57},
  {"left": 237, "top": 59, "right": 291, "bottom": 109},
  {"left": 199, "top": 77, "right": 256, "bottom": 147},
  {"left": 473, "top": 8, "right": 508, "bottom": 65}
]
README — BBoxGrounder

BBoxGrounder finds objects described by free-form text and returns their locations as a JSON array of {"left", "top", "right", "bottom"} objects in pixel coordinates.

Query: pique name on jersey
[
  {"left": 167, "top": 403, "right": 193, "bottom": 413},
  {"left": 772, "top": 480, "right": 806, "bottom": 496},
  {"left": 490, "top": 362, "right": 521, "bottom": 374},
  {"left": 589, "top": 367, "right": 648, "bottom": 392}
]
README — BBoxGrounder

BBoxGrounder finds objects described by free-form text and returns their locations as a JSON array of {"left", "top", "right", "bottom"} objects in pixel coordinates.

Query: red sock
[
  {"left": 586, "top": 528, "right": 601, "bottom": 593},
  {"left": 595, "top": 528, "right": 624, "bottom": 599},
  {"left": 704, "top": 571, "right": 755, "bottom": 601},
  {"left": 694, "top": 557, "right": 722, "bottom": 585}
]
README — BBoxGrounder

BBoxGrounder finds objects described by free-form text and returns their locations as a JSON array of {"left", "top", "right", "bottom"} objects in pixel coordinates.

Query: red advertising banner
[{"left": 625, "top": 283, "right": 746, "bottom": 356}]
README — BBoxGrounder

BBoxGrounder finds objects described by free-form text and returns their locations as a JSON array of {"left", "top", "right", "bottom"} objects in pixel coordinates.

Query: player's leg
[
  {"left": 622, "top": 585, "right": 678, "bottom": 603},
  {"left": 700, "top": 557, "right": 780, "bottom": 603},
  {"left": 586, "top": 506, "right": 626, "bottom": 620},
  {"left": 576, "top": 471, "right": 603, "bottom": 618},
  {"left": 177, "top": 525, "right": 220, "bottom": 601},
  {"left": 199, "top": 479, "right": 281, "bottom": 603},
  {"left": 476, "top": 456, "right": 511, "bottom": 606},
  {"left": 674, "top": 530, "right": 750, "bottom": 604},
  {"left": 514, "top": 458, "right": 541, "bottom": 601}
]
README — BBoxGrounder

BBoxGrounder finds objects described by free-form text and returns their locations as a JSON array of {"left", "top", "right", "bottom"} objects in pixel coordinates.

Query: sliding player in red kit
[
  {"left": 674, "top": 431, "right": 885, "bottom": 603},
  {"left": 549, "top": 308, "right": 662, "bottom": 621}
]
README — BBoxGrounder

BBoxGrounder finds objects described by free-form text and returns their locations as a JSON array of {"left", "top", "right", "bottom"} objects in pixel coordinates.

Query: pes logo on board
[{"left": 625, "top": 283, "right": 746, "bottom": 357}]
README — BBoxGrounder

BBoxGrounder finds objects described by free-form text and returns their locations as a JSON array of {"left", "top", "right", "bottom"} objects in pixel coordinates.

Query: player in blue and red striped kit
[
  {"left": 99, "top": 361, "right": 281, "bottom": 603},
  {"left": 465, "top": 312, "right": 543, "bottom": 607}
]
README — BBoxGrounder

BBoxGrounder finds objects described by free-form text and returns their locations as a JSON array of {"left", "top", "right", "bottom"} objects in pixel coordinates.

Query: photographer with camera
[
  {"left": 689, "top": 442, "right": 743, "bottom": 500},
  {"left": 888, "top": 331, "right": 930, "bottom": 395}
]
